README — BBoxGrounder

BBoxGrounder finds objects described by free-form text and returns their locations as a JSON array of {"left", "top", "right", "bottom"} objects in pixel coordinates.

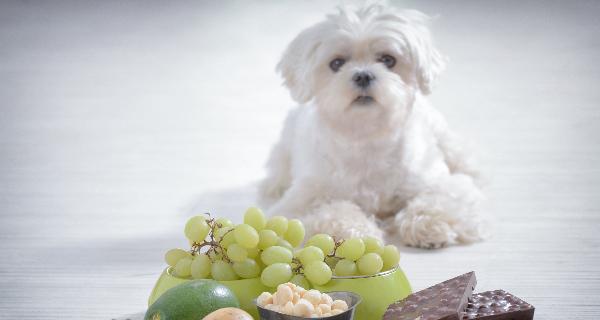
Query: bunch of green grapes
[
  {"left": 297, "top": 234, "right": 401, "bottom": 284},
  {"left": 163, "top": 207, "right": 401, "bottom": 288},
  {"left": 163, "top": 207, "right": 307, "bottom": 288}
]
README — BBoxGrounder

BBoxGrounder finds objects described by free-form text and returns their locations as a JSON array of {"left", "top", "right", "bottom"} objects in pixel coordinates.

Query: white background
[{"left": 1, "top": 1, "right": 599, "bottom": 319}]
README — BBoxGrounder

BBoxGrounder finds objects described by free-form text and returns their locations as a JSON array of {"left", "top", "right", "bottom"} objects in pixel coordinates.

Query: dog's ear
[
  {"left": 401, "top": 10, "right": 447, "bottom": 95},
  {"left": 277, "top": 23, "right": 326, "bottom": 104}
]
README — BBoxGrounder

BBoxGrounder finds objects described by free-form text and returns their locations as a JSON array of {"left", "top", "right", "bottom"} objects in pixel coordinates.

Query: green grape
[
  {"left": 336, "top": 238, "right": 365, "bottom": 261},
  {"left": 261, "top": 246, "right": 293, "bottom": 265},
  {"left": 191, "top": 254, "right": 211, "bottom": 279},
  {"left": 215, "top": 217, "right": 233, "bottom": 228},
  {"left": 234, "top": 224, "right": 259, "bottom": 249},
  {"left": 247, "top": 247, "right": 259, "bottom": 259},
  {"left": 258, "top": 229, "right": 279, "bottom": 250},
  {"left": 266, "top": 216, "right": 288, "bottom": 236},
  {"left": 381, "top": 245, "right": 400, "bottom": 270},
  {"left": 290, "top": 274, "right": 311, "bottom": 289},
  {"left": 260, "top": 263, "right": 292, "bottom": 287},
  {"left": 233, "top": 258, "right": 261, "bottom": 279},
  {"left": 227, "top": 243, "right": 248, "bottom": 262},
  {"left": 277, "top": 238, "right": 293, "bottom": 251},
  {"left": 174, "top": 257, "right": 193, "bottom": 277},
  {"left": 363, "top": 236, "right": 384, "bottom": 255},
  {"left": 334, "top": 259, "right": 358, "bottom": 276},
  {"left": 215, "top": 226, "right": 236, "bottom": 248},
  {"left": 284, "top": 219, "right": 305, "bottom": 247},
  {"left": 211, "top": 260, "right": 239, "bottom": 281},
  {"left": 244, "top": 207, "right": 266, "bottom": 231},
  {"left": 304, "top": 261, "right": 332, "bottom": 285},
  {"left": 306, "top": 234, "right": 335, "bottom": 255},
  {"left": 298, "top": 246, "right": 324, "bottom": 265},
  {"left": 184, "top": 215, "right": 210, "bottom": 243},
  {"left": 165, "top": 248, "right": 192, "bottom": 267},
  {"left": 357, "top": 252, "right": 383, "bottom": 275}
]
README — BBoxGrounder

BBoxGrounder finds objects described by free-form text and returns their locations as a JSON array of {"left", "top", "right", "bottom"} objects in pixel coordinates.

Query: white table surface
[{"left": 1, "top": 1, "right": 599, "bottom": 319}]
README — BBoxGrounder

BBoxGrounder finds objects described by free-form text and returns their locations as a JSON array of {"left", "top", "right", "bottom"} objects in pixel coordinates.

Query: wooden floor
[{"left": 1, "top": 1, "right": 599, "bottom": 319}]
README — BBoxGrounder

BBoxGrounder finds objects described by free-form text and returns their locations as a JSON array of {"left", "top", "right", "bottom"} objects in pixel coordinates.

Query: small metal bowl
[{"left": 255, "top": 291, "right": 361, "bottom": 320}]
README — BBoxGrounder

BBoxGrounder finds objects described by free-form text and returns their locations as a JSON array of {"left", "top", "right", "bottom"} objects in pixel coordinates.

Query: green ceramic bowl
[
  {"left": 312, "top": 266, "right": 412, "bottom": 320},
  {"left": 148, "top": 267, "right": 269, "bottom": 320},
  {"left": 148, "top": 266, "right": 411, "bottom": 320}
]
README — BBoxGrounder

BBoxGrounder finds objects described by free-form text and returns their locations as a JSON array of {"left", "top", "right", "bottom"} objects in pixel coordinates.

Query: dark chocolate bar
[
  {"left": 384, "top": 272, "right": 477, "bottom": 320},
  {"left": 461, "top": 290, "right": 534, "bottom": 320}
]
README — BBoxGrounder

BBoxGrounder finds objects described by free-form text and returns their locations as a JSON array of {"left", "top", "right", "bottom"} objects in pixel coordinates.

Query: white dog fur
[{"left": 258, "top": 2, "right": 485, "bottom": 249}]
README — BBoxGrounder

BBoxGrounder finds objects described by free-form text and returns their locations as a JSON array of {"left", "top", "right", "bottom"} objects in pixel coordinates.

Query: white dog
[{"left": 258, "top": 3, "right": 484, "bottom": 249}]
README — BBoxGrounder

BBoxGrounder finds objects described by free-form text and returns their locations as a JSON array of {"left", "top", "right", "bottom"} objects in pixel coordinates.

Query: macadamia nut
[
  {"left": 257, "top": 292, "right": 273, "bottom": 306},
  {"left": 332, "top": 299, "right": 348, "bottom": 311},
  {"left": 293, "top": 299, "right": 314, "bottom": 317},
  {"left": 303, "top": 289, "right": 322, "bottom": 306},
  {"left": 275, "top": 284, "right": 293, "bottom": 305}
]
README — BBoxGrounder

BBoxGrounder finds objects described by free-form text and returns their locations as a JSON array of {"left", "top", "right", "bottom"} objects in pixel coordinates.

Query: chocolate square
[{"left": 461, "top": 290, "right": 534, "bottom": 320}]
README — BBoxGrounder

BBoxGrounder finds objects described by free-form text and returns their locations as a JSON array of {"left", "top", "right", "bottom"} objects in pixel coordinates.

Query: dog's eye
[
  {"left": 378, "top": 54, "right": 396, "bottom": 69},
  {"left": 329, "top": 58, "right": 345, "bottom": 72}
]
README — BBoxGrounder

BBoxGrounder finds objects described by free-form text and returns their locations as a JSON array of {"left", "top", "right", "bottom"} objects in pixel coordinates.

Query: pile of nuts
[{"left": 257, "top": 283, "right": 349, "bottom": 318}]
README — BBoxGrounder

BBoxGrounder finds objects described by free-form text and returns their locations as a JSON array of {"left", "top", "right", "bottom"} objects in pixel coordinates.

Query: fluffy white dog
[{"left": 259, "top": 3, "right": 484, "bottom": 249}]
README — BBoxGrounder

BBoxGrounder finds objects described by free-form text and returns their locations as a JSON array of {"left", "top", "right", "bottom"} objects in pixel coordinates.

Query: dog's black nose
[{"left": 352, "top": 71, "right": 375, "bottom": 88}]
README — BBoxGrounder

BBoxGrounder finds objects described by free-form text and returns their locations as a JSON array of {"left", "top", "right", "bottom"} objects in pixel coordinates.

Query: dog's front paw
[
  {"left": 393, "top": 208, "right": 457, "bottom": 249},
  {"left": 417, "top": 239, "right": 448, "bottom": 250},
  {"left": 306, "top": 201, "right": 384, "bottom": 240}
]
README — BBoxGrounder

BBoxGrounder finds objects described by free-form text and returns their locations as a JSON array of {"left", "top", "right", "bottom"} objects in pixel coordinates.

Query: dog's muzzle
[{"left": 352, "top": 71, "right": 375, "bottom": 88}]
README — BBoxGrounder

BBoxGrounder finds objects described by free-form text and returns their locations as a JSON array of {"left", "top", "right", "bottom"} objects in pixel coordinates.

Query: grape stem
[
  {"left": 190, "top": 214, "right": 232, "bottom": 263},
  {"left": 327, "top": 237, "right": 344, "bottom": 258},
  {"left": 291, "top": 257, "right": 304, "bottom": 274}
]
